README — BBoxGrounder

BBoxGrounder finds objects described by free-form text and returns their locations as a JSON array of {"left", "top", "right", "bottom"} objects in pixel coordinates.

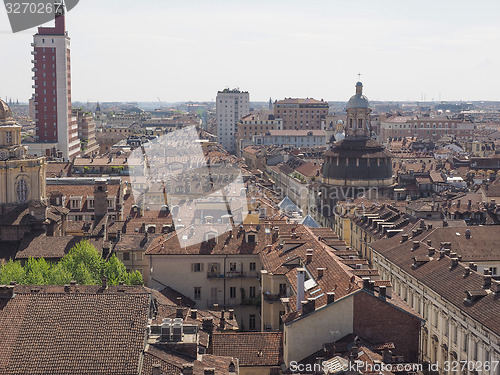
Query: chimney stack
[
  {"left": 0, "top": 284, "right": 15, "bottom": 299},
  {"left": 327, "top": 292, "right": 335, "bottom": 304},
  {"left": 204, "top": 368, "right": 215, "bottom": 375},
  {"left": 176, "top": 308, "right": 184, "bottom": 319},
  {"left": 379, "top": 286, "right": 387, "bottom": 300},
  {"left": 152, "top": 364, "right": 161, "bottom": 375},
  {"left": 202, "top": 317, "right": 214, "bottom": 333},
  {"left": 177, "top": 296, "right": 182, "bottom": 306},
  {"left": 450, "top": 257, "right": 459, "bottom": 268},
  {"left": 317, "top": 268, "right": 325, "bottom": 278},
  {"left": 228, "top": 309, "right": 234, "bottom": 320},
  {"left": 484, "top": 275, "right": 492, "bottom": 289},
  {"left": 296, "top": 268, "right": 306, "bottom": 310},
  {"left": 428, "top": 247, "right": 435, "bottom": 257},
  {"left": 426, "top": 239, "right": 432, "bottom": 247},
  {"left": 306, "top": 249, "right": 313, "bottom": 263},
  {"left": 491, "top": 280, "right": 500, "bottom": 295},
  {"left": 190, "top": 309, "right": 197, "bottom": 320},
  {"left": 362, "top": 277, "right": 371, "bottom": 290},
  {"left": 182, "top": 364, "right": 194, "bottom": 375},
  {"left": 412, "top": 241, "right": 420, "bottom": 251},
  {"left": 401, "top": 234, "right": 409, "bottom": 243},
  {"left": 307, "top": 297, "right": 316, "bottom": 313}
]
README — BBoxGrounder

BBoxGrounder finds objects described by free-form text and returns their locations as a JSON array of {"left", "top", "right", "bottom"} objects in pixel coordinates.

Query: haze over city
[{"left": 1, "top": 0, "right": 500, "bottom": 103}]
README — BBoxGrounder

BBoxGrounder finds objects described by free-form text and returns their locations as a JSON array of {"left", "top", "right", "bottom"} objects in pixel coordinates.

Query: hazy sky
[{"left": 1, "top": 0, "right": 499, "bottom": 103}]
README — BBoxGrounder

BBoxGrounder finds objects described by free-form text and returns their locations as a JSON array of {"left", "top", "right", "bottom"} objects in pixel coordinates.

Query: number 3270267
[{"left": 5, "top": 2, "right": 62, "bottom": 14}]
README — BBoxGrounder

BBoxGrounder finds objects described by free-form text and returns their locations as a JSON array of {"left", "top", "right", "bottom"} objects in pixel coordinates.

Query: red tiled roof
[
  {"left": 211, "top": 332, "right": 282, "bottom": 366},
  {"left": 0, "top": 285, "right": 151, "bottom": 374}
]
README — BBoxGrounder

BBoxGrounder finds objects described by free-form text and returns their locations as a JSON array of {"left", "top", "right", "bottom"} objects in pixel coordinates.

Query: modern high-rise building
[
  {"left": 216, "top": 88, "right": 250, "bottom": 154},
  {"left": 29, "top": 3, "right": 79, "bottom": 160}
]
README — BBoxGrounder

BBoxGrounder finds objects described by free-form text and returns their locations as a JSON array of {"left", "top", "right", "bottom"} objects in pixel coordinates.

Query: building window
[
  {"left": 229, "top": 262, "right": 237, "bottom": 272},
  {"left": 229, "top": 286, "right": 236, "bottom": 299},
  {"left": 6, "top": 131, "right": 12, "bottom": 144},
  {"left": 462, "top": 333, "right": 468, "bottom": 352},
  {"left": 249, "top": 314, "right": 256, "bottom": 331},
  {"left": 249, "top": 286, "right": 256, "bottom": 298},
  {"left": 249, "top": 262, "right": 256, "bottom": 271},
  {"left": 191, "top": 263, "right": 203, "bottom": 272},
  {"left": 87, "top": 198, "right": 94, "bottom": 209},
  {"left": 16, "top": 179, "right": 28, "bottom": 203},
  {"left": 194, "top": 287, "right": 201, "bottom": 300},
  {"left": 123, "top": 252, "right": 130, "bottom": 261}
]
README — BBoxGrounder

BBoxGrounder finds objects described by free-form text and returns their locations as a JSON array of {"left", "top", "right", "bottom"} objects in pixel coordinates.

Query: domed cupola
[{"left": 345, "top": 81, "right": 372, "bottom": 138}]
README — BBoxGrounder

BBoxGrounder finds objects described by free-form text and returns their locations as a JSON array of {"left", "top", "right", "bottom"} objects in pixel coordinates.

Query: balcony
[
  {"left": 31, "top": 42, "right": 35, "bottom": 47},
  {"left": 263, "top": 291, "right": 286, "bottom": 303},
  {"left": 31, "top": 51, "right": 37, "bottom": 55}
]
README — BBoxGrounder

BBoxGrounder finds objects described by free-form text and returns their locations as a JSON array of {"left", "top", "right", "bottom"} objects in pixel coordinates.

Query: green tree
[
  {"left": 0, "top": 259, "right": 26, "bottom": 284},
  {"left": 0, "top": 240, "right": 144, "bottom": 286}
]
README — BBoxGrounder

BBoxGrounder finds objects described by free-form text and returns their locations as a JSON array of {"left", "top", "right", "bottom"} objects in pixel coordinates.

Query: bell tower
[{"left": 345, "top": 82, "right": 372, "bottom": 138}]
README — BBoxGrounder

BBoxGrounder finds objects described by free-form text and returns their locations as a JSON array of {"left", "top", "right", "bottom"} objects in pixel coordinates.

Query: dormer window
[
  {"left": 87, "top": 196, "right": 94, "bottom": 209},
  {"left": 69, "top": 196, "right": 83, "bottom": 210}
]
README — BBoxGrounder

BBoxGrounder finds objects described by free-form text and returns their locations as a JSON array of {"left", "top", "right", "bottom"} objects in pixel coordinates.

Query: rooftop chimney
[
  {"left": 379, "top": 286, "right": 387, "bottom": 300},
  {"left": 465, "top": 229, "right": 471, "bottom": 239},
  {"left": 450, "top": 257, "right": 459, "bottom": 268},
  {"left": 491, "top": 280, "right": 500, "bottom": 295},
  {"left": 176, "top": 308, "right": 184, "bottom": 319},
  {"left": 152, "top": 364, "right": 161, "bottom": 375},
  {"left": 0, "top": 285, "right": 15, "bottom": 299},
  {"left": 464, "top": 267, "right": 471, "bottom": 276},
  {"left": 202, "top": 317, "right": 214, "bottom": 333},
  {"left": 426, "top": 239, "right": 432, "bottom": 247},
  {"left": 306, "top": 249, "right": 313, "bottom": 263},
  {"left": 177, "top": 296, "right": 182, "bottom": 306},
  {"left": 428, "top": 247, "right": 435, "bottom": 257},
  {"left": 296, "top": 268, "right": 306, "bottom": 310},
  {"left": 412, "top": 241, "right": 420, "bottom": 251},
  {"left": 362, "top": 277, "right": 371, "bottom": 290},
  {"left": 182, "top": 364, "right": 194, "bottom": 375},
  {"left": 317, "top": 268, "right": 325, "bottom": 278},
  {"left": 307, "top": 297, "right": 316, "bottom": 313},
  {"left": 190, "top": 309, "right": 197, "bottom": 319},
  {"left": 182, "top": 363, "right": 193, "bottom": 375},
  {"left": 204, "top": 368, "right": 215, "bottom": 375},
  {"left": 484, "top": 275, "right": 492, "bottom": 289},
  {"left": 228, "top": 309, "right": 234, "bottom": 320},
  {"left": 401, "top": 234, "right": 409, "bottom": 243},
  {"left": 327, "top": 292, "right": 335, "bottom": 304}
]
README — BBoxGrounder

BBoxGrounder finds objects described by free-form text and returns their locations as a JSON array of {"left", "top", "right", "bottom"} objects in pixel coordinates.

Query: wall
[
  {"left": 284, "top": 294, "right": 354, "bottom": 365},
  {"left": 353, "top": 290, "right": 421, "bottom": 362}
]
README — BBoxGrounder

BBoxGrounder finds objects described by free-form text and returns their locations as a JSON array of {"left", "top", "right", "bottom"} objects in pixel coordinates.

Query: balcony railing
[{"left": 207, "top": 271, "right": 260, "bottom": 279}]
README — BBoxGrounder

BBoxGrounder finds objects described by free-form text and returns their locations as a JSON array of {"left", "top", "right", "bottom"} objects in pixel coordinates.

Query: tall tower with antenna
[{"left": 30, "top": 2, "right": 79, "bottom": 160}]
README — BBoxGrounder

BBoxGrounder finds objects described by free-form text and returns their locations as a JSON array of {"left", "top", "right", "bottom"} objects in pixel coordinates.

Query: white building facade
[{"left": 216, "top": 89, "right": 250, "bottom": 154}]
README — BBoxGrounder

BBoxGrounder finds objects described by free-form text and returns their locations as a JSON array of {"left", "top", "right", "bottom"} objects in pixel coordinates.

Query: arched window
[{"left": 17, "top": 179, "right": 28, "bottom": 203}]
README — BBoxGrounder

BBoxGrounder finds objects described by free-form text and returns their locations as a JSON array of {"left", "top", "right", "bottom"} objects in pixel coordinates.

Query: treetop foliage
[{"left": 0, "top": 240, "right": 143, "bottom": 286}]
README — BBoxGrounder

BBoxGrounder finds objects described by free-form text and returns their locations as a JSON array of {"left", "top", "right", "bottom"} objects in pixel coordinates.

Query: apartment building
[
  {"left": 235, "top": 111, "right": 282, "bottom": 155},
  {"left": 370, "top": 222, "right": 500, "bottom": 374},
  {"left": 380, "top": 117, "right": 475, "bottom": 142},
  {"left": 273, "top": 98, "right": 328, "bottom": 130},
  {"left": 216, "top": 88, "right": 250, "bottom": 154},
  {"left": 146, "top": 224, "right": 263, "bottom": 331}
]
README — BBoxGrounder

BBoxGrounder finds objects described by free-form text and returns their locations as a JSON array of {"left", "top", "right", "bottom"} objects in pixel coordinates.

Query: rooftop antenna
[{"left": 357, "top": 73, "right": 362, "bottom": 81}]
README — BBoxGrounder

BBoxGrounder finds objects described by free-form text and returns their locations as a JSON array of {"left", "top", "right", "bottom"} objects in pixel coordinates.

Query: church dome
[
  {"left": 347, "top": 81, "right": 369, "bottom": 109},
  {"left": 0, "top": 99, "right": 14, "bottom": 123}
]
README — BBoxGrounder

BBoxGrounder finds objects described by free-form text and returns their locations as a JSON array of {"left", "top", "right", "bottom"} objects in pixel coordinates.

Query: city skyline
[{"left": 1, "top": 0, "right": 499, "bottom": 102}]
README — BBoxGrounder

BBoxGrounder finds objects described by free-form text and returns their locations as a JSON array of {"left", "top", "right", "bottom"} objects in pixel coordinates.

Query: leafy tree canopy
[{"left": 0, "top": 240, "right": 143, "bottom": 286}]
